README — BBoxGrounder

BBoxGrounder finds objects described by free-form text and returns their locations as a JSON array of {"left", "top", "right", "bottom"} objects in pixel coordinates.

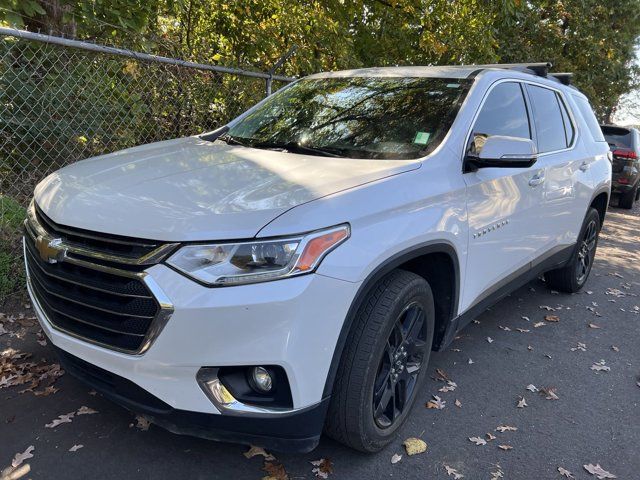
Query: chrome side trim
[
  {"left": 196, "top": 368, "right": 316, "bottom": 417},
  {"left": 26, "top": 201, "right": 178, "bottom": 266}
]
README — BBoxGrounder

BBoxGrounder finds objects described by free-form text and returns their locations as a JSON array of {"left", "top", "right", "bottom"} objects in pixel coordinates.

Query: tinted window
[
  {"left": 527, "top": 85, "right": 566, "bottom": 152},
  {"left": 602, "top": 126, "right": 633, "bottom": 149},
  {"left": 225, "top": 77, "right": 471, "bottom": 159},
  {"left": 573, "top": 96, "right": 606, "bottom": 142},
  {"left": 469, "top": 82, "right": 530, "bottom": 155},
  {"left": 557, "top": 93, "right": 575, "bottom": 147}
]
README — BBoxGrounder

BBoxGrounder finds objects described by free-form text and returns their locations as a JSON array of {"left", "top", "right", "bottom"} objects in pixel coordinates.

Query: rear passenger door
[
  {"left": 461, "top": 81, "right": 546, "bottom": 312},
  {"left": 524, "top": 83, "right": 591, "bottom": 255}
]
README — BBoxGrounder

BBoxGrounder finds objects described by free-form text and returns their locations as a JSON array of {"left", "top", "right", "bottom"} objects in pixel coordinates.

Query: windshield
[{"left": 222, "top": 76, "right": 471, "bottom": 159}]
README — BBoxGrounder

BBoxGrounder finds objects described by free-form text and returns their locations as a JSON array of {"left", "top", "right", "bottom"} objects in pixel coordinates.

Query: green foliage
[
  {"left": 0, "top": 195, "right": 26, "bottom": 305},
  {"left": 2, "top": 1, "right": 639, "bottom": 118}
]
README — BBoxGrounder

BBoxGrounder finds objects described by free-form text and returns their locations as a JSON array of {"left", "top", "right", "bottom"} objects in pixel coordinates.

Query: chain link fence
[{"left": 0, "top": 28, "right": 294, "bottom": 304}]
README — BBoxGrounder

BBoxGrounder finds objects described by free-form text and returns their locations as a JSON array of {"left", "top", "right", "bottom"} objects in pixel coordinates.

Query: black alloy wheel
[{"left": 373, "top": 302, "right": 427, "bottom": 429}]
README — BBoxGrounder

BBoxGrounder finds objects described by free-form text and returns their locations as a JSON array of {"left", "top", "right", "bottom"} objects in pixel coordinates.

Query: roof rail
[
  {"left": 463, "top": 62, "right": 552, "bottom": 77},
  {"left": 549, "top": 73, "right": 573, "bottom": 85}
]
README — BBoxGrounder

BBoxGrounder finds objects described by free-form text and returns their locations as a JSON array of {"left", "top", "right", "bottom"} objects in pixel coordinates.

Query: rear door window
[
  {"left": 573, "top": 96, "right": 606, "bottom": 142},
  {"left": 527, "top": 85, "right": 567, "bottom": 153},
  {"left": 557, "top": 94, "right": 575, "bottom": 147}
]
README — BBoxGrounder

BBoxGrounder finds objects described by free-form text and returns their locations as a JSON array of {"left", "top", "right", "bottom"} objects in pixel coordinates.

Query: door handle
[
  {"left": 528, "top": 172, "right": 545, "bottom": 187},
  {"left": 579, "top": 161, "right": 590, "bottom": 172}
]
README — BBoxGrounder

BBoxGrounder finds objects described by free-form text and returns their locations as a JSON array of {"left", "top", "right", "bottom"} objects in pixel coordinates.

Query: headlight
[{"left": 167, "top": 224, "right": 350, "bottom": 286}]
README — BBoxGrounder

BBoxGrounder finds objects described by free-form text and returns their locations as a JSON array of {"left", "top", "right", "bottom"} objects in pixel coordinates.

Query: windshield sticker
[{"left": 413, "top": 131, "right": 431, "bottom": 145}]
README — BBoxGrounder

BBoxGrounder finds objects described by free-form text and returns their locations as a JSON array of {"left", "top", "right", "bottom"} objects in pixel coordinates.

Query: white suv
[{"left": 25, "top": 63, "right": 611, "bottom": 453}]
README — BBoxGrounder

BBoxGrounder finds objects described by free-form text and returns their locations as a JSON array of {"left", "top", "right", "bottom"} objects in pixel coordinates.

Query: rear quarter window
[{"left": 572, "top": 96, "right": 606, "bottom": 142}]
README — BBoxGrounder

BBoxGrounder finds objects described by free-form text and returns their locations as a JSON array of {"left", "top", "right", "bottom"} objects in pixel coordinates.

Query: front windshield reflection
[{"left": 225, "top": 76, "right": 471, "bottom": 160}]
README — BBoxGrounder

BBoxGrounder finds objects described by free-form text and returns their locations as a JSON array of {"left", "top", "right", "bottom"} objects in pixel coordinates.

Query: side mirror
[{"left": 465, "top": 135, "right": 538, "bottom": 171}]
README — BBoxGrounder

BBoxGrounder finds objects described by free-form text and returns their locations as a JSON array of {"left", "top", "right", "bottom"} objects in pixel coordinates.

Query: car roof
[
  {"left": 306, "top": 65, "right": 481, "bottom": 79},
  {"left": 305, "top": 64, "right": 580, "bottom": 93}
]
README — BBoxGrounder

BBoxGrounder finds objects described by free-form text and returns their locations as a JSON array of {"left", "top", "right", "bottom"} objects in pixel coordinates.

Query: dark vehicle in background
[{"left": 601, "top": 125, "right": 640, "bottom": 209}]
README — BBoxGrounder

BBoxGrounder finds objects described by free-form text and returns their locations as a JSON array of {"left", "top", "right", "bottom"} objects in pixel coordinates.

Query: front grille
[{"left": 24, "top": 201, "right": 175, "bottom": 353}]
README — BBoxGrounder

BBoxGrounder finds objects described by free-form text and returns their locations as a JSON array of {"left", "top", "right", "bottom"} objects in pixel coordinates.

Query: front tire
[
  {"left": 544, "top": 208, "right": 601, "bottom": 293},
  {"left": 325, "top": 270, "right": 434, "bottom": 452}
]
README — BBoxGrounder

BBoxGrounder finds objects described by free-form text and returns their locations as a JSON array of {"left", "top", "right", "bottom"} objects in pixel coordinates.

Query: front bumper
[
  {"left": 55, "top": 345, "right": 329, "bottom": 452},
  {"left": 28, "top": 263, "right": 360, "bottom": 450}
]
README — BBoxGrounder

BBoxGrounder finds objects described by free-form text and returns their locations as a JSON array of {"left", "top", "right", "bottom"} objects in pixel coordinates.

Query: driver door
[{"left": 461, "top": 81, "right": 545, "bottom": 313}]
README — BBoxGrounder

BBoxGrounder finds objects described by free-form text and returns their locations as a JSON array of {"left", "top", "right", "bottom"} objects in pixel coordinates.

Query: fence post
[{"left": 266, "top": 45, "right": 298, "bottom": 96}]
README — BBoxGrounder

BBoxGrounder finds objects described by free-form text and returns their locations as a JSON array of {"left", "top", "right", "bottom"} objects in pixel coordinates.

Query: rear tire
[
  {"left": 544, "top": 208, "right": 600, "bottom": 293},
  {"left": 324, "top": 269, "right": 434, "bottom": 452},
  {"left": 619, "top": 184, "right": 637, "bottom": 209}
]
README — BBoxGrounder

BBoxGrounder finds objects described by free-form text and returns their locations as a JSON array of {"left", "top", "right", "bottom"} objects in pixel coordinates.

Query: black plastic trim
[
  {"left": 54, "top": 346, "right": 327, "bottom": 453},
  {"left": 321, "top": 241, "right": 460, "bottom": 398},
  {"left": 441, "top": 243, "right": 575, "bottom": 347}
]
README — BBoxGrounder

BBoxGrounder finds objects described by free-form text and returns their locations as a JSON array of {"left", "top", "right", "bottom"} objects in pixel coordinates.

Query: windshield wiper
[
  {"left": 217, "top": 135, "right": 344, "bottom": 158},
  {"left": 250, "top": 141, "right": 344, "bottom": 158},
  {"left": 216, "top": 133, "right": 253, "bottom": 147}
]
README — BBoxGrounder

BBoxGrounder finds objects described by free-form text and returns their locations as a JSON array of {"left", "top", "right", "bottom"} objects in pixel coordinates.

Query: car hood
[{"left": 34, "top": 137, "right": 420, "bottom": 241}]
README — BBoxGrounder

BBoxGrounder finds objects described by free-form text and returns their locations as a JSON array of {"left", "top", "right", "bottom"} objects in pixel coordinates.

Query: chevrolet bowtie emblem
[{"left": 35, "top": 235, "right": 66, "bottom": 264}]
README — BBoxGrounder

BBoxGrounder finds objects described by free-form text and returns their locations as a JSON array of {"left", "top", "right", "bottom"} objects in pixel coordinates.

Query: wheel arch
[
  {"left": 589, "top": 189, "right": 609, "bottom": 226},
  {"left": 322, "top": 241, "right": 460, "bottom": 398}
]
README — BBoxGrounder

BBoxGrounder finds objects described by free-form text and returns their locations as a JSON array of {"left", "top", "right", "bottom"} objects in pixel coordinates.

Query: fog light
[{"left": 251, "top": 366, "right": 273, "bottom": 393}]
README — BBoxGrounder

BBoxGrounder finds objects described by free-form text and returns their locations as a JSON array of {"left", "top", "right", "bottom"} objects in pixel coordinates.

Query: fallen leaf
[
  {"left": 498, "top": 445, "right": 513, "bottom": 451},
  {"left": 426, "top": 395, "right": 446, "bottom": 410},
  {"left": 611, "top": 346, "right": 619, "bottom": 352},
  {"left": 498, "top": 326, "right": 511, "bottom": 331},
  {"left": 310, "top": 458, "right": 333, "bottom": 478},
  {"left": 521, "top": 316, "right": 530, "bottom": 321},
  {"left": 244, "top": 445, "right": 275, "bottom": 461},
  {"left": 558, "top": 466, "right": 575, "bottom": 478},
  {"left": 571, "top": 342, "right": 587, "bottom": 352},
  {"left": 516, "top": 328, "right": 530, "bottom": 333},
  {"left": 68, "top": 444, "right": 83, "bottom": 452},
  {"left": 591, "top": 360, "right": 611, "bottom": 372},
  {"left": 468, "top": 358, "right": 474, "bottom": 365},
  {"left": 486, "top": 432, "right": 496, "bottom": 441},
  {"left": 495, "top": 425, "right": 517, "bottom": 432},
  {"left": 517, "top": 397, "right": 528, "bottom": 408},
  {"left": 455, "top": 399, "right": 462, "bottom": 408},
  {"left": 403, "top": 437, "right": 427, "bottom": 455},
  {"left": 583, "top": 463, "right": 616, "bottom": 479},
  {"left": 589, "top": 323, "right": 601, "bottom": 329},
  {"left": 434, "top": 368, "right": 451, "bottom": 382},
  {"left": 76, "top": 406, "right": 98, "bottom": 415},
  {"left": 444, "top": 465, "right": 464, "bottom": 479},
  {"left": 45, "top": 412, "right": 75, "bottom": 428},
  {"left": 135, "top": 415, "right": 150, "bottom": 431},
  {"left": 487, "top": 337, "right": 494, "bottom": 343},
  {"left": 11, "top": 446, "right": 34, "bottom": 468},
  {"left": 263, "top": 461, "right": 289, "bottom": 480},
  {"left": 33, "top": 385, "right": 58, "bottom": 396},
  {"left": 526, "top": 384, "right": 538, "bottom": 392},
  {"left": 491, "top": 465, "right": 505, "bottom": 480},
  {"left": 439, "top": 381, "right": 457, "bottom": 393},
  {"left": 391, "top": 453, "right": 402, "bottom": 464},
  {"left": 545, "top": 315, "right": 560, "bottom": 322},
  {"left": 539, "top": 305, "right": 555, "bottom": 311},
  {"left": 539, "top": 387, "right": 559, "bottom": 400},
  {"left": 468, "top": 436, "right": 487, "bottom": 446},
  {"left": 533, "top": 322, "right": 545, "bottom": 328}
]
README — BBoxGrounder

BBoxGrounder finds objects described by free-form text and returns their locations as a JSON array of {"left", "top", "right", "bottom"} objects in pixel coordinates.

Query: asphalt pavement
[{"left": 1, "top": 200, "right": 639, "bottom": 480}]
